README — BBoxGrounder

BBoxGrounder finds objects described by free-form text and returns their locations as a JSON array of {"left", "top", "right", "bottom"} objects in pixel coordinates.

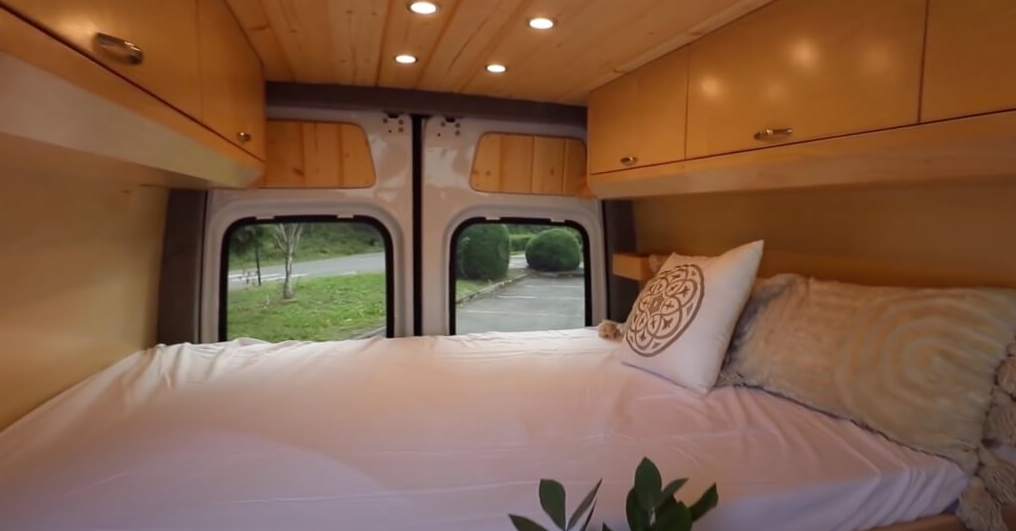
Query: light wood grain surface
[
  {"left": 588, "top": 47, "right": 688, "bottom": 174},
  {"left": 0, "top": 5, "right": 263, "bottom": 188},
  {"left": 632, "top": 181, "right": 1016, "bottom": 289},
  {"left": 3, "top": 0, "right": 204, "bottom": 118},
  {"left": 922, "top": 0, "right": 1016, "bottom": 122},
  {"left": 470, "top": 133, "right": 587, "bottom": 196},
  {"left": 588, "top": 110, "right": 1016, "bottom": 199},
  {"left": 224, "top": 0, "right": 773, "bottom": 104},
  {"left": 0, "top": 174, "right": 166, "bottom": 431},
  {"left": 259, "top": 120, "right": 376, "bottom": 189},
  {"left": 197, "top": 0, "right": 267, "bottom": 160},
  {"left": 686, "top": 0, "right": 926, "bottom": 158}
]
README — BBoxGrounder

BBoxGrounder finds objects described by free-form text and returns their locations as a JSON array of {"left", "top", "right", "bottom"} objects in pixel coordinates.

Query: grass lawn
[
  {"left": 226, "top": 273, "right": 386, "bottom": 342},
  {"left": 230, "top": 246, "right": 381, "bottom": 271}
]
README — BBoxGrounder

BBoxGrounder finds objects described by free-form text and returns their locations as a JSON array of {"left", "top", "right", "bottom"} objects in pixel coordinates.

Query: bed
[{"left": 0, "top": 329, "right": 969, "bottom": 531}]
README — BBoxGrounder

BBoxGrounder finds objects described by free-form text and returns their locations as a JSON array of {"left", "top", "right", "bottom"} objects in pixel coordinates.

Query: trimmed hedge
[
  {"left": 525, "top": 228, "right": 581, "bottom": 272},
  {"left": 510, "top": 234, "right": 535, "bottom": 253},
  {"left": 456, "top": 224, "right": 510, "bottom": 280}
]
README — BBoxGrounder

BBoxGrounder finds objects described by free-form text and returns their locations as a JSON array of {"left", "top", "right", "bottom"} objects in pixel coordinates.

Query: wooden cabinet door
[
  {"left": 588, "top": 72, "right": 638, "bottom": 174},
  {"left": 588, "top": 48, "right": 688, "bottom": 174},
  {"left": 197, "top": 0, "right": 265, "bottom": 159},
  {"left": 922, "top": 0, "right": 1016, "bottom": 122},
  {"left": 686, "top": 0, "right": 925, "bottom": 158},
  {"left": 2, "top": 0, "right": 203, "bottom": 118}
]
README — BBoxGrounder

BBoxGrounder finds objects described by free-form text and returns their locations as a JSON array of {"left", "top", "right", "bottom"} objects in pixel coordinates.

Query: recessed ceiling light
[
  {"left": 408, "top": 1, "right": 438, "bottom": 15},
  {"left": 395, "top": 54, "right": 418, "bottom": 64},
  {"left": 528, "top": 17, "right": 555, "bottom": 30},
  {"left": 485, "top": 63, "right": 507, "bottom": 74}
]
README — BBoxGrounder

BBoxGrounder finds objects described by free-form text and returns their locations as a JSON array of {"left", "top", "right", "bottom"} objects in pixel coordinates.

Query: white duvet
[{"left": 0, "top": 329, "right": 966, "bottom": 531}]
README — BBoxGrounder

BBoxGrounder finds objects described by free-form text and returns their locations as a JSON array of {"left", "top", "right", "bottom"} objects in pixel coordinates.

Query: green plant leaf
[
  {"left": 689, "top": 484, "right": 719, "bottom": 521},
  {"left": 539, "top": 479, "right": 567, "bottom": 530},
  {"left": 658, "top": 478, "right": 688, "bottom": 508},
  {"left": 510, "top": 514, "right": 551, "bottom": 531},
  {"left": 655, "top": 499, "right": 692, "bottom": 531},
  {"left": 567, "top": 479, "right": 602, "bottom": 531},
  {"left": 580, "top": 500, "right": 597, "bottom": 531},
  {"left": 626, "top": 487, "right": 649, "bottom": 531},
  {"left": 634, "top": 457, "right": 663, "bottom": 511}
]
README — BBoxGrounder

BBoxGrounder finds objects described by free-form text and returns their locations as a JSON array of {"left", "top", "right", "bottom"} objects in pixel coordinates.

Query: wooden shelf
[
  {"left": 612, "top": 253, "right": 654, "bottom": 281},
  {"left": 588, "top": 110, "right": 1016, "bottom": 199}
]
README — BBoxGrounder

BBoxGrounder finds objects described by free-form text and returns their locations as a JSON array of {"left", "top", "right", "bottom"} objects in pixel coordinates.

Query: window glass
[
  {"left": 221, "top": 219, "right": 389, "bottom": 341},
  {"left": 451, "top": 220, "right": 589, "bottom": 334}
]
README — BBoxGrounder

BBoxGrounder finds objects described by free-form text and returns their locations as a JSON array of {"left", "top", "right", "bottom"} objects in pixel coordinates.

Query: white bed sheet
[{"left": 0, "top": 329, "right": 966, "bottom": 531}]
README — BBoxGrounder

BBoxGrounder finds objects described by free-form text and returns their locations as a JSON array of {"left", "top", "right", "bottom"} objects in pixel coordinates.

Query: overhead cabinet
[
  {"left": 587, "top": 48, "right": 688, "bottom": 174},
  {"left": 0, "top": 0, "right": 265, "bottom": 187},
  {"left": 922, "top": 0, "right": 1016, "bottom": 122},
  {"left": 2, "top": 0, "right": 204, "bottom": 119},
  {"left": 586, "top": 0, "right": 1016, "bottom": 198},
  {"left": 685, "top": 0, "right": 926, "bottom": 158},
  {"left": 197, "top": 0, "right": 266, "bottom": 159}
]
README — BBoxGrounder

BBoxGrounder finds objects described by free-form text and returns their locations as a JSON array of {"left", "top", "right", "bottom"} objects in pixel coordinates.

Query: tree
[
  {"left": 271, "top": 223, "right": 304, "bottom": 299},
  {"left": 230, "top": 225, "right": 268, "bottom": 286}
]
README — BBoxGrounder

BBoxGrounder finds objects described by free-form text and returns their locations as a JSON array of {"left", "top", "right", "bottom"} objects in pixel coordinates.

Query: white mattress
[{"left": 0, "top": 329, "right": 966, "bottom": 531}]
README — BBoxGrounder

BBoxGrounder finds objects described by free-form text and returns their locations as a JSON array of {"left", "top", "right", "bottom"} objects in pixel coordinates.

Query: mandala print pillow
[{"left": 618, "top": 241, "right": 764, "bottom": 393}]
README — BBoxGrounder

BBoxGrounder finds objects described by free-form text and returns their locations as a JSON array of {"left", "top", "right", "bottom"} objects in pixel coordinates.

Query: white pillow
[{"left": 618, "top": 241, "right": 764, "bottom": 393}]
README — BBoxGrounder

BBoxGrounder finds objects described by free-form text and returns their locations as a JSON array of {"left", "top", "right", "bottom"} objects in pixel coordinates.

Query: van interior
[{"left": 1, "top": 1, "right": 1016, "bottom": 530}]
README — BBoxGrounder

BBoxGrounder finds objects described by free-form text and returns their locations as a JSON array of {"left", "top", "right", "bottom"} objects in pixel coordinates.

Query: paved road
[
  {"left": 456, "top": 275, "right": 585, "bottom": 334},
  {"left": 228, "top": 252, "right": 385, "bottom": 290}
]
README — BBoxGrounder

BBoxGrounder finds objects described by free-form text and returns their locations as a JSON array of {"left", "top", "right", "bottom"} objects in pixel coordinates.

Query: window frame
[
  {"left": 217, "top": 214, "right": 395, "bottom": 342},
  {"left": 447, "top": 217, "right": 593, "bottom": 335}
]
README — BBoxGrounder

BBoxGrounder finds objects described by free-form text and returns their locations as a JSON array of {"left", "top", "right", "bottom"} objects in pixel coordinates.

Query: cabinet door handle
[
  {"left": 753, "top": 127, "right": 794, "bottom": 141},
  {"left": 95, "top": 33, "right": 144, "bottom": 65},
  {"left": 620, "top": 156, "right": 638, "bottom": 166},
  {"left": 237, "top": 132, "right": 253, "bottom": 143}
]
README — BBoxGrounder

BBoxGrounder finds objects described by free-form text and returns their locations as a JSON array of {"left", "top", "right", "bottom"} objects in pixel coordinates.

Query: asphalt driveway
[{"left": 456, "top": 275, "right": 586, "bottom": 334}]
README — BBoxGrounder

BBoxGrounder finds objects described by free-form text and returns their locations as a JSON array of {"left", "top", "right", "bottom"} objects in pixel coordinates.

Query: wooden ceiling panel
[
  {"left": 230, "top": 0, "right": 775, "bottom": 104},
  {"left": 224, "top": 0, "right": 294, "bottom": 80},
  {"left": 414, "top": 0, "right": 528, "bottom": 93},
  {"left": 376, "top": 0, "right": 460, "bottom": 88}
]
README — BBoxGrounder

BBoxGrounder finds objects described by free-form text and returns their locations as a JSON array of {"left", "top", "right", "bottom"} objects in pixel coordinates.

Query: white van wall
[
  {"left": 202, "top": 111, "right": 604, "bottom": 340},
  {"left": 200, "top": 109, "right": 414, "bottom": 341},
  {"left": 420, "top": 117, "right": 604, "bottom": 335}
]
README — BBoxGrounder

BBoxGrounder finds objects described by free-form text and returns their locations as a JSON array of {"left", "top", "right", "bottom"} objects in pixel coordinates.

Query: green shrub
[
  {"left": 526, "top": 228, "right": 581, "bottom": 272},
  {"left": 510, "top": 234, "right": 535, "bottom": 253},
  {"left": 457, "top": 224, "right": 510, "bottom": 280}
]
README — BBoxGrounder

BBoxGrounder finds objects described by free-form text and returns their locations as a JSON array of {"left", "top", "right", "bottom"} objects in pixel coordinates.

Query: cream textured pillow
[
  {"left": 618, "top": 241, "right": 764, "bottom": 393},
  {"left": 721, "top": 274, "right": 1016, "bottom": 531}
]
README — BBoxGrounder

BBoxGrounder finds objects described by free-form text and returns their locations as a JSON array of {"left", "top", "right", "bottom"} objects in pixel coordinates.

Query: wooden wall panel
[
  {"left": 633, "top": 181, "right": 1016, "bottom": 288},
  {"left": 470, "top": 133, "right": 588, "bottom": 196},
  {"left": 498, "top": 135, "right": 535, "bottom": 194},
  {"left": 0, "top": 175, "right": 167, "bottom": 430},
  {"left": 260, "top": 120, "right": 376, "bottom": 189},
  {"left": 531, "top": 137, "right": 566, "bottom": 195}
]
